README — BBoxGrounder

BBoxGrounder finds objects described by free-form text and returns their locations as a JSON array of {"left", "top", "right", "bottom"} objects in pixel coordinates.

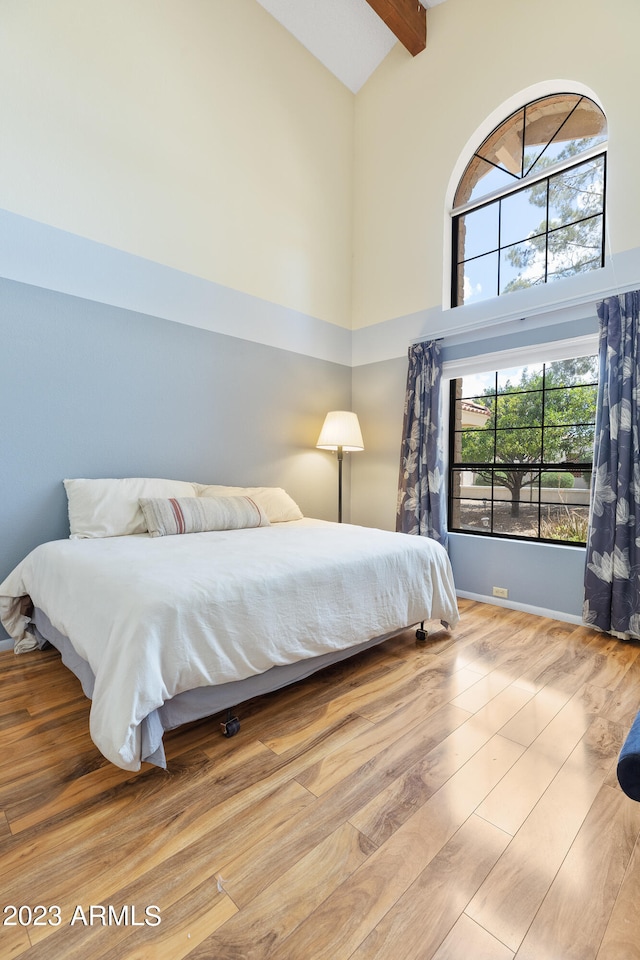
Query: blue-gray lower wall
[
  {"left": 0, "top": 277, "right": 352, "bottom": 639},
  {"left": 448, "top": 533, "right": 586, "bottom": 622},
  {"left": 1, "top": 210, "right": 615, "bottom": 645}
]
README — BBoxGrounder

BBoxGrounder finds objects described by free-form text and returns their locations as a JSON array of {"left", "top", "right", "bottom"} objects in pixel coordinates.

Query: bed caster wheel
[
  {"left": 416, "top": 627, "right": 428, "bottom": 644},
  {"left": 221, "top": 716, "right": 240, "bottom": 738}
]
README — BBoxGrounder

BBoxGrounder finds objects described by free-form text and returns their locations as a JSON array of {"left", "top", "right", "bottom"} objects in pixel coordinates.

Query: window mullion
[{"left": 497, "top": 200, "right": 502, "bottom": 297}]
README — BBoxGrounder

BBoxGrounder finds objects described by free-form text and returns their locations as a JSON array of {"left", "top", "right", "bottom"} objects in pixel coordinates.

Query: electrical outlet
[{"left": 492, "top": 586, "right": 509, "bottom": 599}]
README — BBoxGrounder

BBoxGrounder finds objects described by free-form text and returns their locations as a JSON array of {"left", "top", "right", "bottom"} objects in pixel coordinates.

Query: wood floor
[{"left": 2, "top": 598, "right": 640, "bottom": 959}]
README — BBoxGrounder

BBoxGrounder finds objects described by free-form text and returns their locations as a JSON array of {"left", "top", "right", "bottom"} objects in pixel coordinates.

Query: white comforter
[{"left": 0, "top": 519, "right": 458, "bottom": 770}]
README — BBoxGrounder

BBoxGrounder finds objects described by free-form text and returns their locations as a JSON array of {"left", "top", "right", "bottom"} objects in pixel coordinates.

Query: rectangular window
[
  {"left": 452, "top": 153, "right": 606, "bottom": 306},
  {"left": 448, "top": 356, "right": 597, "bottom": 545}
]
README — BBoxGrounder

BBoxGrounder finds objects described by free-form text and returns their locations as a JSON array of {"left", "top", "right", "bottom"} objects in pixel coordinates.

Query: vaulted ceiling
[{"left": 255, "top": 0, "right": 448, "bottom": 93}]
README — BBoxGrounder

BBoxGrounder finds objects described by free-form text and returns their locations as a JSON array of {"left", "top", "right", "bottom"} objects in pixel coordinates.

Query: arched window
[{"left": 451, "top": 94, "right": 607, "bottom": 307}]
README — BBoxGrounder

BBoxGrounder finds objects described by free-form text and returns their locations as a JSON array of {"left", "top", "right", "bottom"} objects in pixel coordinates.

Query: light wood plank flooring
[{"left": 1, "top": 598, "right": 640, "bottom": 959}]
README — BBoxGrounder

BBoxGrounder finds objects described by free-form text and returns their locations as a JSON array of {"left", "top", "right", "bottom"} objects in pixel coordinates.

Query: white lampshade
[{"left": 316, "top": 411, "right": 364, "bottom": 452}]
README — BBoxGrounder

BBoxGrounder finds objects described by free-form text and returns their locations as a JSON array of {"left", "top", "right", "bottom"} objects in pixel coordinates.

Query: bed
[{"left": 0, "top": 478, "right": 459, "bottom": 772}]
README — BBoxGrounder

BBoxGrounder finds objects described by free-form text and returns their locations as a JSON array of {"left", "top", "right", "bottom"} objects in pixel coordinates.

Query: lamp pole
[{"left": 337, "top": 445, "right": 343, "bottom": 523}]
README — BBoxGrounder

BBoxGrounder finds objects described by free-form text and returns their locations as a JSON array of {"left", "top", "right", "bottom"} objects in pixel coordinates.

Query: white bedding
[{"left": 0, "top": 519, "right": 459, "bottom": 771}]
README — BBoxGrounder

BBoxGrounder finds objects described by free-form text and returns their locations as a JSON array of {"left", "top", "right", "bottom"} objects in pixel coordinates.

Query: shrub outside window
[
  {"left": 448, "top": 356, "right": 598, "bottom": 545},
  {"left": 452, "top": 94, "right": 607, "bottom": 307}
]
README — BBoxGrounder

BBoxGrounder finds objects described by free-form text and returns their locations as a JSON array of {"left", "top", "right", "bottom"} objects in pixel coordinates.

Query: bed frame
[
  {"left": 219, "top": 620, "right": 430, "bottom": 736},
  {"left": 31, "top": 607, "right": 430, "bottom": 762}
]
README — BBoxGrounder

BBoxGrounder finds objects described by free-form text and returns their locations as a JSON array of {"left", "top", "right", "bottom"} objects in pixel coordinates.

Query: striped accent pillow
[{"left": 139, "top": 496, "right": 270, "bottom": 537}]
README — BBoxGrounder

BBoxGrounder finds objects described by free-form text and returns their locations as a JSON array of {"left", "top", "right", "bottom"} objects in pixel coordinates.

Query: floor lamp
[{"left": 316, "top": 411, "right": 364, "bottom": 522}]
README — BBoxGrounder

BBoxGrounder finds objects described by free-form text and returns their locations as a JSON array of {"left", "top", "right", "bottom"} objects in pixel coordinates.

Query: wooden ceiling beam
[{"left": 364, "top": 0, "right": 426, "bottom": 56}]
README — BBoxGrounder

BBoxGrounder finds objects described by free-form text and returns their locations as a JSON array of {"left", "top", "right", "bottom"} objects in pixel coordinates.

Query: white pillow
[
  {"left": 64, "top": 478, "right": 198, "bottom": 538},
  {"left": 194, "top": 484, "right": 303, "bottom": 523}
]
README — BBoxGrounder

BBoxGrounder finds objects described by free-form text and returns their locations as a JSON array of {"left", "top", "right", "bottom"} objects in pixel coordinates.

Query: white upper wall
[
  {"left": 352, "top": 0, "right": 640, "bottom": 329},
  {"left": 0, "top": 0, "right": 354, "bottom": 328},
  {"left": 3, "top": 0, "right": 638, "bottom": 342}
]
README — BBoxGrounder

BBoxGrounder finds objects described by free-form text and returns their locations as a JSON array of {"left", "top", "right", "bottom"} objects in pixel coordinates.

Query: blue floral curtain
[
  {"left": 396, "top": 340, "right": 447, "bottom": 544},
  {"left": 583, "top": 290, "right": 640, "bottom": 637}
]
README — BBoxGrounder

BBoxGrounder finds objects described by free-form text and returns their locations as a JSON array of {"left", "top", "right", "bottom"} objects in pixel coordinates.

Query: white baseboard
[
  {"left": 0, "top": 638, "right": 14, "bottom": 652},
  {"left": 456, "top": 590, "right": 583, "bottom": 626}
]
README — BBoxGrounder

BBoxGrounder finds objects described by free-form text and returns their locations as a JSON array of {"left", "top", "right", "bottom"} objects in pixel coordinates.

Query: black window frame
[{"left": 447, "top": 362, "right": 598, "bottom": 547}]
